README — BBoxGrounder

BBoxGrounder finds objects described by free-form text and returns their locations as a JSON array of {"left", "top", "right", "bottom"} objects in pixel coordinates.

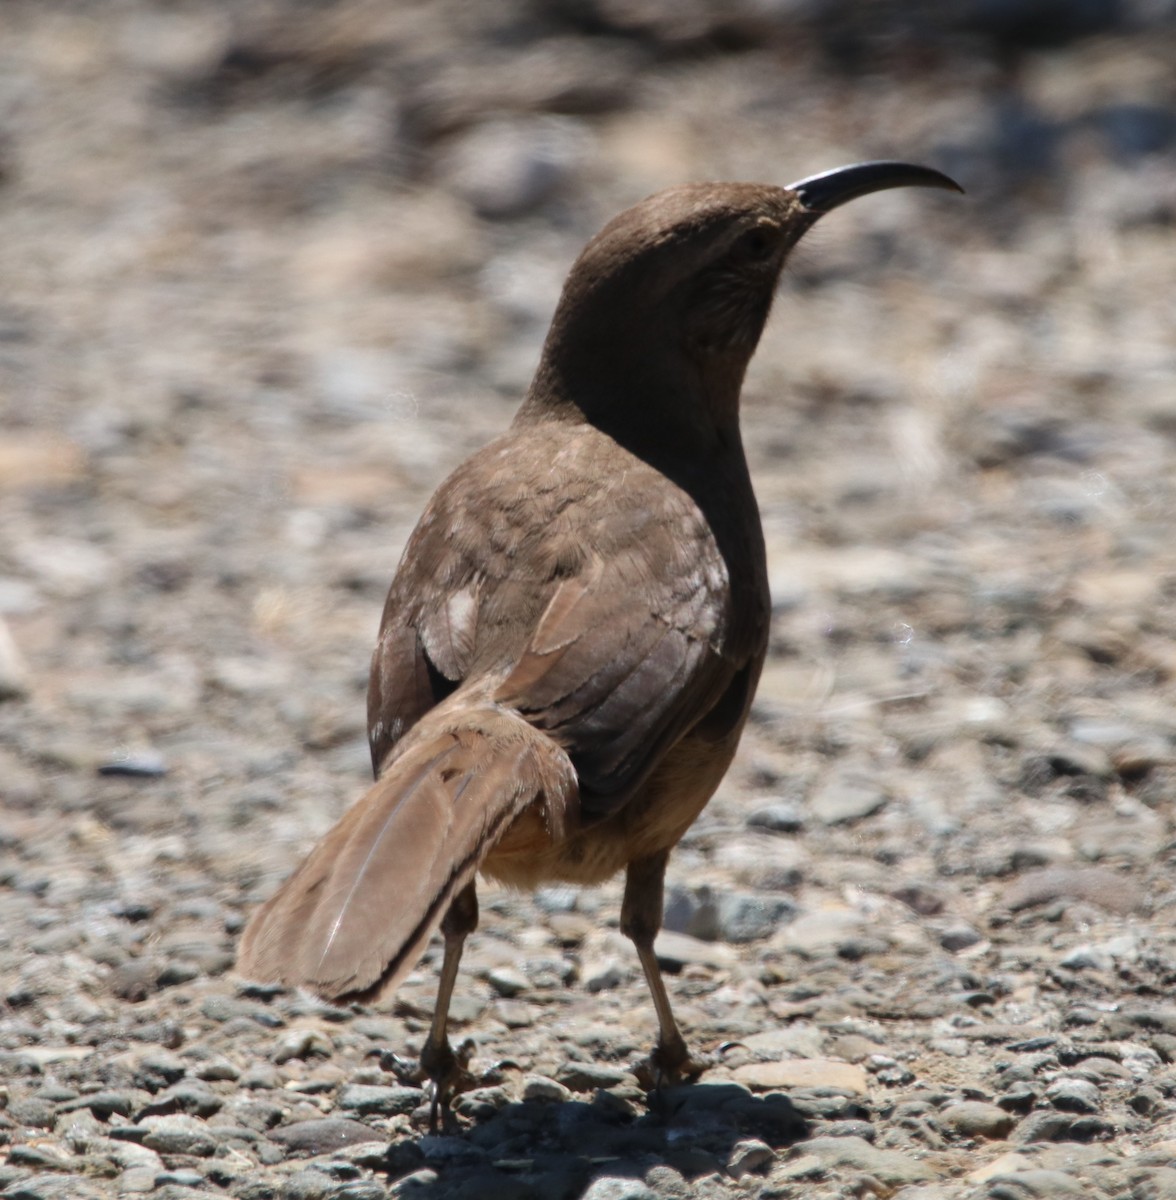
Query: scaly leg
[
  {"left": 621, "top": 852, "right": 709, "bottom": 1089},
  {"left": 401, "top": 883, "right": 479, "bottom": 1130}
]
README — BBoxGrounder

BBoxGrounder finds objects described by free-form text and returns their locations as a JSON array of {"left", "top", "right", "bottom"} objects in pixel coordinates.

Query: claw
[
  {"left": 383, "top": 1038, "right": 477, "bottom": 1131},
  {"left": 633, "top": 1037, "right": 712, "bottom": 1094}
]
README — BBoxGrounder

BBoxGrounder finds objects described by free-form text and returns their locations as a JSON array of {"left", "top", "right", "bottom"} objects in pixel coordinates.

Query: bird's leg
[
  {"left": 414, "top": 883, "right": 479, "bottom": 1130},
  {"left": 621, "top": 852, "right": 709, "bottom": 1090}
]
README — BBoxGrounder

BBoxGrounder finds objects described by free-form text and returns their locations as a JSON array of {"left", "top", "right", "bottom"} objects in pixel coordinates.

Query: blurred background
[
  {"left": 2, "top": 1, "right": 1176, "bottom": 1192},
  {"left": 1, "top": 0, "right": 1173, "bottom": 853}
]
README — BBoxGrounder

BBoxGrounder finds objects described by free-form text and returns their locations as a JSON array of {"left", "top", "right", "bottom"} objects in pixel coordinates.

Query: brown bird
[{"left": 238, "top": 161, "right": 961, "bottom": 1122}]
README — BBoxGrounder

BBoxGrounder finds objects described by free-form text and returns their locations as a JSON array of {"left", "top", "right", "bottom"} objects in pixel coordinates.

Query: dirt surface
[{"left": 3, "top": 2, "right": 1176, "bottom": 1197}]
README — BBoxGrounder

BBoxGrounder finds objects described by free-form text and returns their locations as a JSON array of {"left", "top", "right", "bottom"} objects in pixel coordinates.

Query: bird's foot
[
  {"left": 383, "top": 1036, "right": 476, "bottom": 1131},
  {"left": 632, "top": 1034, "right": 712, "bottom": 1094}
]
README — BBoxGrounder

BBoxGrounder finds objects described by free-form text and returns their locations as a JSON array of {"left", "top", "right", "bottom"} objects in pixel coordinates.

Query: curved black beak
[{"left": 788, "top": 160, "right": 964, "bottom": 214}]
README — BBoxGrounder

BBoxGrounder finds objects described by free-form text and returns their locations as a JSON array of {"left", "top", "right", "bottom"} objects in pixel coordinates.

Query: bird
[{"left": 237, "top": 160, "right": 961, "bottom": 1125}]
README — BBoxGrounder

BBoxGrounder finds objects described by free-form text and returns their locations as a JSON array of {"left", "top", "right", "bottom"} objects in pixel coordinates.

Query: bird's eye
[{"left": 731, "top": 227, "right": 776, "bottom": 264}]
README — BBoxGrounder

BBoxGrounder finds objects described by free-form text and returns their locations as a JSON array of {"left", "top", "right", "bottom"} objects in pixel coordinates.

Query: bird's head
[{"left": 523, "top": 162, "right": 962, "bottom": 446}]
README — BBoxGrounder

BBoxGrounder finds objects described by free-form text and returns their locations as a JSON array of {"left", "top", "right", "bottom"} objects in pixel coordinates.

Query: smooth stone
[
  {"left": 581, "top": 957, "right": 625, "bottom": 992},
  {"left": 1001, "top": 866, "right": 1143, "bottom": 915},
  {"left": 140, "top": 1114, "right": 219, "bottom": 1156},
  {"left": 1045, "top": 1077, "right": 1102, "bottom": 1113},
  {"left": 741, "top": 1025, "right": 826, "bottom": 1059},
  {"left": 272, "top": 1028, "right": 334, "bottom": 1064},
  {"left": 939, "top": 922, "right": 984, "bottom": 952},
  {"left": 809, "top": 770, "right": 888, "bottom": 826},
  {"left": 796, "top": 1135, "right": 933, "bottom": 1185},
  {"left": 747, "top": 801, "right": 804, "bottom": 833},
  {"left": 779, "top": 909, "right": 872, "bottom": 958},
  {"left": 337, "top": 1084, "right": 425, "bottom": 1117},
  {"left": 653, "top": 930, "right": 736, "bottom": 970},
  {"left": 940, "top": 1100, "right": 1018, "bottom": 1139},
  {"left": 580, "top": 1177, "right": 658, "bottom": 1200},
  {"left": 487, "top": 966, "right": 530, "bottom": 997},
  {"left": 522, "top": 1074, "right": 572, "bottom": 1103},
  {"left": 269, "top": 1119, "right": 384, "bottom": 1154},
  {"left": 733, "top": 1058, "right": 869, "bottom": 1095},
  {"left": 726, "top": 1137, "right": 775, "bottom": 1178},
  {"left": 554, "top": 1061, "right": 633, "bottom": 1092}
]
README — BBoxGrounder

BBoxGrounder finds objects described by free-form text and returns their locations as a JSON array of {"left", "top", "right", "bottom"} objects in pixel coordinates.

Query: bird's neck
[{"left": 517, "top": 337, "right": 750, "bottom": 476}]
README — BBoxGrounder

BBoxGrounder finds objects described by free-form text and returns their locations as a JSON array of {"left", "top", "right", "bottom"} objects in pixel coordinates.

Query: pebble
[
  {"left": 581, "top": 957, "right": 626, "bottom": 992},
  {"left": 272, "top": 1028, "right": 334, "bottom": 1063},
  {"left": 1045, "top": 1077, "right": 1103, "bottom": 1114},
  {"left": 940, "top": 1100, "right": 1018, "bottom": 1139},
  {"left": 140, "top": 1114, "right": 219, "bottom": 1156},
  {"left": 337, "top": 1084, "right": 425, "bottom": 1117},
  {"left": 794, "top": 1135, "right": 933, "bottom": 1186},
  {"left": 808, "top": 769, "right": 889, "bottom": 826},
  {"left": 0, "top": 617, "right": 30, "bottom": 699},
  {"left": 778, "top": 909, "right": 873, "bottom": 958},
  {"left": 726, "top": 1137, "right": 775, "bottom": 1178},
  {"left": 732, "top": 1058, "right": 869, "bottom": 1095},
  {"left": 1002, "top": 866, "right": 1143, "bottom": 915},
  {"left": 522, "top": 1074, "right": 572, "bottom": 1103},
  {"left": 580, "top": 1177, "right": 657, "bottom": 1200},
  {"left": 652, "top": 930, "right": 736, "bottom": 970},
  {"left": 746, "top": 801, "right": 805, "bottom": 833},
  {"left": 554, "top": 1061, "right": 634, "bottom": 1092},
  {"left": 486, "top": 966, "right": 530, "bottom": 997},
  {"left": 939, "top": 922, "right": 985, "bottom": 952},
  {"left": 268, "top": 1119, "right": 383, "bottom": 1155},
  {"left": 140, "top": 1081, "right": 223, "bottom": 1118}
]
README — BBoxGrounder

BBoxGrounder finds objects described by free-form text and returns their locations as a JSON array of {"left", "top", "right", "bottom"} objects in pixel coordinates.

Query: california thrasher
[{"left": 238, "top": 161, "right": 961, "bottom": 1123}]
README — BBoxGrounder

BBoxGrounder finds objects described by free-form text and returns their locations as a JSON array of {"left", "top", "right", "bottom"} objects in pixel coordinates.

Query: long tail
[{"left": 236, "top": 702, "right": 577, "bottom": 1004}]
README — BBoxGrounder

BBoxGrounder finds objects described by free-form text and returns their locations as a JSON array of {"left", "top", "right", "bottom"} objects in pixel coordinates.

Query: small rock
[
  {"left": 1002, "top": 866, "right": 1143, "bottom": 915},
  {"left": 984, "top": 1167, "right": 1086, "bottom": 1198},
  {"left": 726, "top": 1137, "right": 774, "bottom": 1178},
  {"left": 741, "top": 1024, "right": 826, "bottom": 1059},
  {"left": 747, "top": 801, "right": 804, "bottom": 833},
  {"left": 156, "top": 1170, "right": 205, "bottom": 1188},
  {"left": 555, "top": 1061, "right": 633, "bottom": 1092},
  {"left": 139, "top": 1081, "right": 223, "bottom": 1119},
  {"left": 522, "top": 1074, "right": 572, "bottom": 1103},
  {"left": 716, "top": 893, "right": 796, "bottom": 943},
  {"left": 582, "top": 957, "right": 625, "bottom": 992},
  {"left": 809, "top": 769, "right": 888, "bottom": 826},
  {"left": 0, "top": 616, "right": 30, "bottom": 699},
  {"left": 486, "top": 966, "right": 530, "bottom": 997},
  {"left": 96, "top": 750, "right": 168, "bottom": 778},
  {"left": 652, "top": 930, "right": 736, "bottom": 970},
  {"left": 779, "top": 909, "right": 872, "bottom": 958},
  {"left": 337, "top": 1084, "right": 425, "bottom": 1117},
  {"left": 733, "top": 1058, "right": 869, "bottom": 1095},
  {"left": 797, "top": 1135, "right": 932, "bottom": 1186},
  {"left": 59, "top": 1089, "right": 144, "bottom": 1119},
  {"left": 1012, "top": 1110, "right": 1113, "bottom": 1143},
  {"left": 140, "top": 1114, "right": 219, "bottom": 1156},
  {"left": 272, "top": 1028, "right": 334, "bottom": 1064},
  {"left": 452, "top": 1085, "right": 511, "bottom": 1120},
  {"left": 1059, "top": 944, "right": 1113, "bottom": 971},
  {"left": 938, "top": 922, "right": 984, "bottom": 952},
  {"left": 132, "top": 1051, "right": 187, "bottom": 1099},
  {"left": 580, "top": 1177, "right": 657, "bottom": 1200},
  {"left": 269, "top": 1119, "right": 384, "bottom": 1154},
  {"left": 940, "top": 1100, "right": 1017, "bottom": 1140},
  {"left": 1045, "top": 1077, "right": 1102, "bottom": 1114}
]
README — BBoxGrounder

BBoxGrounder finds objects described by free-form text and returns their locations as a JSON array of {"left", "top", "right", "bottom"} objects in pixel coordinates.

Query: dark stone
[{"left": 268, "top": 1118, "right": 385, "bottom": 1155}]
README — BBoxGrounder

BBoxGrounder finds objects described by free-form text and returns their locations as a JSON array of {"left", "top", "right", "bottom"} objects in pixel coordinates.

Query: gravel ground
[{"left": 2, "top": 2, "right": 1176, "bottom": 1198}]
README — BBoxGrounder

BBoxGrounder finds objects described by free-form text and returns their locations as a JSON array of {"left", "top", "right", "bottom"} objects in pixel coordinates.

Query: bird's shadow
[{"left": 380, "top": 1083, "right": 810, "bottom": 1197}]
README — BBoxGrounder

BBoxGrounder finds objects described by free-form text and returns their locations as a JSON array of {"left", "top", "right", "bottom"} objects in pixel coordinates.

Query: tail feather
[{"left": 237, "top": 703, "right": 577, "bottom": 1003}]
